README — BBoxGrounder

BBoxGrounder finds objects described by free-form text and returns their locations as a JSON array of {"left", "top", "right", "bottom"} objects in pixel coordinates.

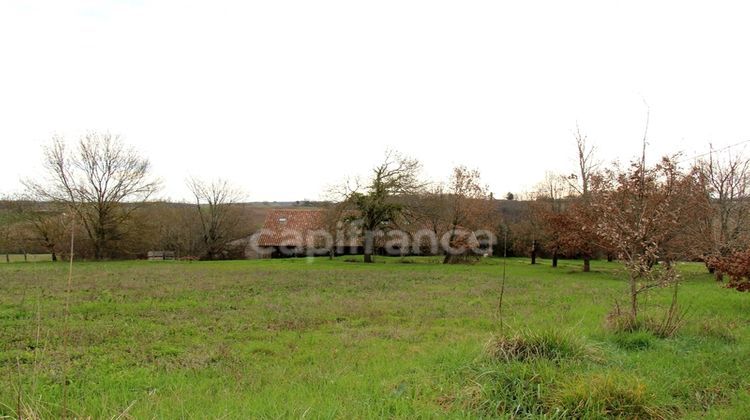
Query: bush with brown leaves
[{"left": 707, "top": 250, "right": 750, "bottom": 292}]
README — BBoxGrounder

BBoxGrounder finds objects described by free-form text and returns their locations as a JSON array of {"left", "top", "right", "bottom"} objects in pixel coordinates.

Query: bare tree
[
  {"left": 564, "top": 126, "right": 600, "bottom": 271},
  {"left": 315, "top": 200, "right": 348, "bottom": 259},
  {"left": 697, "top": 147, "right": 750, "bottom": 280},
  {"left": 531, "top": 171, "right": 571, "bottom": 267},
  {"left": 24, "top": 132, "right": 160, "bottom": 259},
  {"left": 411, "top": 184, "right": 448, "bottom": 237},
  {"left": 0, "top": 197, "right": 26, "bottom": 261},
  {"left": 187, "top": 178, "right": 244, "bottom": 260},
  {"left": 536, "top": 171, "right": 570, "bottom": 206},
  {"left": 138, "top": 202, "right": 204, "bottom": 258},
  {"left": 12, "top": 198, "right": 67, "bottom": 261},
  {"left": 569, "top": 125, "right": 598, "bottom": 197}
]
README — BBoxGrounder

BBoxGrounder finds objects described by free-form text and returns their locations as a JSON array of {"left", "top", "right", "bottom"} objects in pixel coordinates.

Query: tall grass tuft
[
  {"left": 485, "top": 330, "right": 602, "bottom": 363},
  {"left": 695, "top": 318, "right": 737, "bottom": 343},
  {"left": 550, "top": 373, "right": 668, "bottom": 419},
  {"left": 605, "top": 293, "right": 688, "bottom": 339},
  {"left": 461, "top": 361, "right": 560, "bottom": 417},
  {"left": 612, "top": 330, "right": 655, "bottom": 350},
  {"left": 647, "top": 282, "right": 690, "bottom": 338}
]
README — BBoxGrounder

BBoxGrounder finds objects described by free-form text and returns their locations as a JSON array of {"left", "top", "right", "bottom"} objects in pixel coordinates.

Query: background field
[
  {"left": 1, "top": 257, "right": 748, "bottom": 418},
  {"left": 1, "top": 254, "right": 54, "bottom": 263}
]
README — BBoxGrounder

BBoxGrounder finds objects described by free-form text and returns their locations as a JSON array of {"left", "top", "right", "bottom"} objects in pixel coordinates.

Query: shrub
[
  {"left": 707, "top": 250, "right": 750, "bottom": 291},
  {"left": 605, "top": 304, "right": 644, "bottom": 333},
  {"left": 605, "top": 296, "right": 687, "bottom": 339},
  {"left": 644, "top": 299, "right": 689, "bottom": 339}
]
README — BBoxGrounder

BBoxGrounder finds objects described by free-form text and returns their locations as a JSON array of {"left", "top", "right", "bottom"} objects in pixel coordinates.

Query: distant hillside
[
  {"left": 0, "top": 200, "right": 327, "bottom": 229},
  {"left": 1, "top": 199, "right": 530, "bottom": 232},
  {"left": 240, "top": 201, "right": 326, "bottom": 208}
]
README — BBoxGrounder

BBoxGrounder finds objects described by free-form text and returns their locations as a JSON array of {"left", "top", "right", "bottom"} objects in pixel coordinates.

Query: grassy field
[
  {"left": 0, "top": 257, "right": 748, "bottom": 418},
  {"left": 1, "top": 254, "right": 54, "bottom": 263}
]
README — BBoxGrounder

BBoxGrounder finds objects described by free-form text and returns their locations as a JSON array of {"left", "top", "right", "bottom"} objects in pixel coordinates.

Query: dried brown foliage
[
  {"left": 707, "top": 249, "right": 750, "bottom": 291},
  {"left": 592, "top": 155, "right": 706, "bottom": 318},
  {"left": 441, "top": 166, "right": 495, "bottom": 263}
]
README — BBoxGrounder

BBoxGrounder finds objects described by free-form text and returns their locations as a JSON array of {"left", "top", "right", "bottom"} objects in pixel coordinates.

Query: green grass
[{"left": 0, "top": 257, "right": 748, "bottom": 418}]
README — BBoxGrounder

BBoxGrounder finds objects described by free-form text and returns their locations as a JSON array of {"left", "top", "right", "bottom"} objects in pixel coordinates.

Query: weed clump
[
  {"left": 605, "top": 306, "right": 644, "bottom": 333},
  {"left": 485, "top": 330, "right": 601, "bottom": 363},
  {"left": 550, "top": 373, "right": 666, "bottom": 419},
  {"left": 605, "top": 301, "right": 687, "bottom": 339},
  {"left": 695, "top": 318, "right": 737, "bottom": 343},
  {"left": 612, "top": 330, "right": 655, "bottom": 350},
  {"left": 461, "top": 361, "right": 558, "bottom": 416}
]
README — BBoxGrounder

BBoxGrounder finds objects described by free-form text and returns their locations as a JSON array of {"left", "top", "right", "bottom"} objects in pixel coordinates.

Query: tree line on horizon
[{"left": 2, "top": 130, "right": 750, "bottom": 291}]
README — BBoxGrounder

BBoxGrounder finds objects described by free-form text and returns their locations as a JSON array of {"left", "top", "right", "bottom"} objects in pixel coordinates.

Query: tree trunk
[
  {"left": 607, "top": 253, "right": 613, "bottom": 262},
  {"left": 51, "top": 252, "right": 57, "bottom": 262},
  {"left": 530, "top": 240, "right": 537, "bottom": 265},
  {"left": 630, "top": 277, "right": 638, "bottom": 319},
  {"left": 94, "top": 242, "right": 102, "bottom": 260},
  {"left": 715, "top": 270, "right": 724, "bottom": 282},
  {"left": 443, "top": 230, "right": 457, "bottom": 264},
  {"left": 363, "top": 230, "right": 374, "bottom": 263},
  {"left": 328, "top": 248, "right": 334, "bottom": 260},
  {"left": 552, "top": 251, "right": 558, "bottom": 268},
  {"left": 583, "top": 257, "right": 591, "bottom": 272}
]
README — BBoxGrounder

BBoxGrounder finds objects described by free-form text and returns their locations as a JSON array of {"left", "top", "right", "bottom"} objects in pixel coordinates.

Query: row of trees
[
  {"left": 324, "top": 152, "right": 497, "bottom": 263},
  {"left": 323, "top": 132, "right": 750, "bottom": 320},
  {"left": 1, "top": 132, "right": 251, "bottom": 260},
  {"left": 523, "top": 141, "right": 750, "bottom": 282},
  {"left": 4, "top": 130, "right": 750, "bottom": 290}
]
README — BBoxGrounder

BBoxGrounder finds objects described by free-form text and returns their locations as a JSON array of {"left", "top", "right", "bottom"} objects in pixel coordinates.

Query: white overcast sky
[{"left": 1, "top": 1, "right": 749, "bottom": 201}]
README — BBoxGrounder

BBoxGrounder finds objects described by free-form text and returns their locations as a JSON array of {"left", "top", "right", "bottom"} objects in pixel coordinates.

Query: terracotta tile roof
[{"left": 257, "top": 209, "right": 326, "bottom": 247}]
